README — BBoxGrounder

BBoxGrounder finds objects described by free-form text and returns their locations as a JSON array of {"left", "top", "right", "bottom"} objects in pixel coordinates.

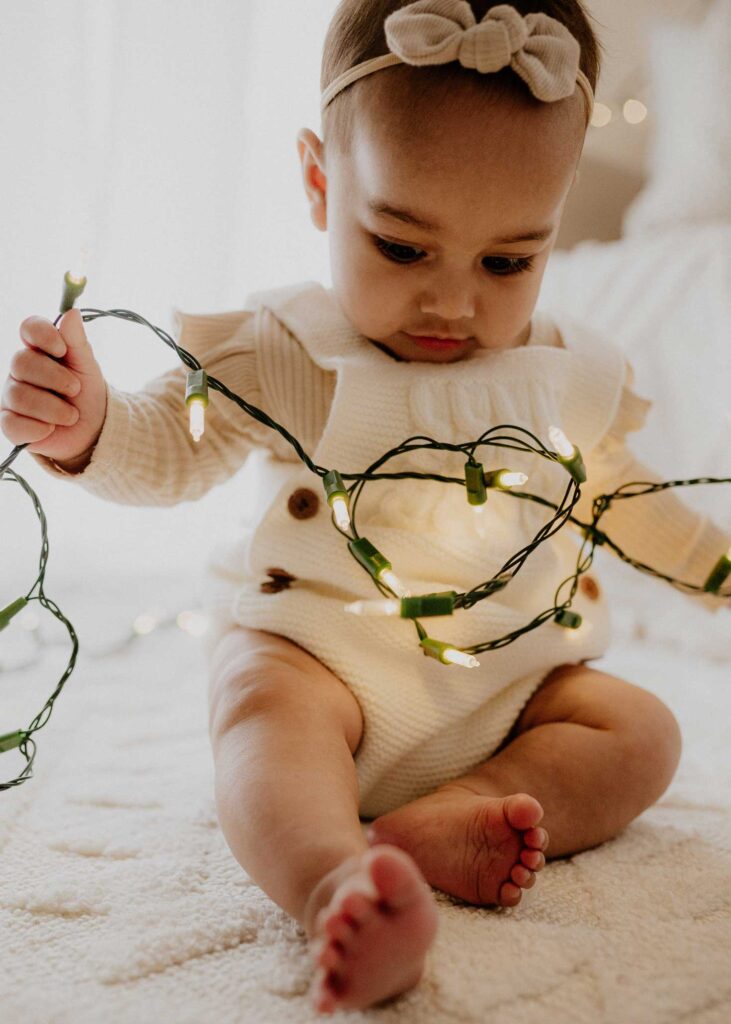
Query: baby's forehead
[{"left": 343, "top": 106, "right": 580, "bottom": 221}]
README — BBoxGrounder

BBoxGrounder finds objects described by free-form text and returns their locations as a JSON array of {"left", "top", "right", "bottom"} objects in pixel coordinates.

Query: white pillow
[{"left": 622, "top": 0, "right": 731, "bottom": 235}]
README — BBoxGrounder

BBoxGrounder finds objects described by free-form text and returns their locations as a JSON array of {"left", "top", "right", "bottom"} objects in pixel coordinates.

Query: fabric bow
[{"left": 384, "top": 0, "right": 581, "bottom": 103}]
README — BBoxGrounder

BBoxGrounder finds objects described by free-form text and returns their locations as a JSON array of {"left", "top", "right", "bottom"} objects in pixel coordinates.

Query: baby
[{"left": 3, "top": 0, "right": 729, "bottom": 1015}]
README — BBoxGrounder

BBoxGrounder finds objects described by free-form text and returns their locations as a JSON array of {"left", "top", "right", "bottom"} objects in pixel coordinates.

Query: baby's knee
[{"left": 617, "top": 691, "right": 683, "bottom": 801}]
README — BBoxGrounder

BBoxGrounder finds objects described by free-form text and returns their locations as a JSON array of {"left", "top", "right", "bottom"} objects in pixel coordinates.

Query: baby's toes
[
  {"left": 510, "top": 864, "right": 536, "bottom": 889},
  {"left": 520, "top": 848, "right": 546, "bottom": 871},
  {"left": 317, "top": 938, "right": 347, "bottom": 973},
  {"left": 499, "top": 880, "right": 523, "bottom": 906},
  {"left": 524, "top": 826, "right": 549, "bottom": 850},
  {"left": 324, "top": 912, "right": 356, "bottom": 946},
  {"left": 336, "top": 889, "right": 373, "bottom": 930}
]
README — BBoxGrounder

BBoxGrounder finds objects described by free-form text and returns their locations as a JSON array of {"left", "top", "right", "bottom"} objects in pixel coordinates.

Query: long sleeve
[
  {"left": 574, "top": 362, "right": 731, "bottom": 613},
  {"left": 28, "top": 309, "right": 275, "bottom": 507}
]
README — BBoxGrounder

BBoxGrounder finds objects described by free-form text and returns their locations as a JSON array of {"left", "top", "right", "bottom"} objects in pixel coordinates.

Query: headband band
[{"left": 321, "top": 0, "right": 594, "bottom": 127}]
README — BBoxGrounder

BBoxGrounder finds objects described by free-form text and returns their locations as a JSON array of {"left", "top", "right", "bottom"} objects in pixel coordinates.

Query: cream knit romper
[{"left": 200, "top": 281, "right": 724, "bottom": 818}]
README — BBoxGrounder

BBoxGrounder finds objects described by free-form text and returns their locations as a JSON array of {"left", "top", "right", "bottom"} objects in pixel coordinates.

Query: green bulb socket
[
  {"left": 557, "top": 448, "right": 587, "bottom": 485},
  {"left": 185, "top": 370, "right": 209, "bottom": 408},
  {"left": 464, "top": 461, "right": 487, "bottom": 505},
  {"left": 554, "top": 609, "right": 582, "bottom": 629},
  {"left": 419, "top": 637, "right": 456, "bottom": 664},
  {"left": 0, "top": 730, "right": 27, "bottom": 753},
  {"left": 0, "top": 597, "right": 28, "bottom": 632},
  {"left": 400, "top": 591, "right": 457, "bottom": 619},
  {"left": 703, "top": 553, "right": 731, "bottom": 594},
  {"left": 323, "top": 469, "right": 348, "bottom": 508},
  {"left": 348, "top": 537, "right": 391, "bottom": 579},
  {"left": 60, "top": 270, "right": 87, "bottom": 313}
]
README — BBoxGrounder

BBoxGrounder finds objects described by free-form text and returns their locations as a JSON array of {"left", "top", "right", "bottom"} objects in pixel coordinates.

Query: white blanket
[{"left": 1, "top": 569, "right": 729, "bottom": 1024}]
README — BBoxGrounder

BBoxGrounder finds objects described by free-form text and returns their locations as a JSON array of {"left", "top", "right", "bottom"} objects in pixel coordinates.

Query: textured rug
[{"left": 1, "top": 572, "right": 729, "bottom": 1024}]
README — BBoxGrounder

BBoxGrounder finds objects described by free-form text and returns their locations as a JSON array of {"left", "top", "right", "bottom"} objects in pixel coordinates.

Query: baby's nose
[{"left": 419, "top": 281, "right": 476, "bottom": 320}]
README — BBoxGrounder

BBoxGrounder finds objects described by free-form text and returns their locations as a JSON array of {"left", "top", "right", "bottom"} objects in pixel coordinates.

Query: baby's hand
[{"left": 1, "top": 309, "right": 107, "bottom": 466}]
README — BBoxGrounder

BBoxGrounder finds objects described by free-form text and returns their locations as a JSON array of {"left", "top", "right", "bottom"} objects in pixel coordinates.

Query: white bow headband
[{"left": 321, "top": 0, "right": 594, "bottom": 127}]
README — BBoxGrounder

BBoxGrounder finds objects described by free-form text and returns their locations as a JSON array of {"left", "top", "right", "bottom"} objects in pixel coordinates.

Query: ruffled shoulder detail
[{"left": 591, "top": 360, "right": 653, "bottom": 460}]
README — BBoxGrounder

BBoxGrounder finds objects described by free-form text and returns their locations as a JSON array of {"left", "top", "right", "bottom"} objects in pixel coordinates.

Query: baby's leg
[{"left": 207, "top": 625, "right": 438, "bottom": 1013}]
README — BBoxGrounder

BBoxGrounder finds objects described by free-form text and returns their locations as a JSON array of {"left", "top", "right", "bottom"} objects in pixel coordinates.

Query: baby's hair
[{"left": 321, "top": 0, "right": 604, "bottom": 155}]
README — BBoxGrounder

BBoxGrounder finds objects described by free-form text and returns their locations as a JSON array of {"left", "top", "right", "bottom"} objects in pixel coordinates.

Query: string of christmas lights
[{"left": 1, "top": 270, "right": 728, "bottom": 790}]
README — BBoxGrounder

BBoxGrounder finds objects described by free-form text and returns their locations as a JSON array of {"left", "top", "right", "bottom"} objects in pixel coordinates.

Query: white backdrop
[{"left": 1, "top": 0, "right": 335, "bottom": 601}]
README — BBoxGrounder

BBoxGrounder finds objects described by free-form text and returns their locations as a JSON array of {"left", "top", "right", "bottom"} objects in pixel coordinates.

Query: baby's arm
[
  {"left": 573, "top": 362, "right": 730, "bottom": 611},
  {"left": 29, "top": 309, "right": 272, "bottom": 507}
]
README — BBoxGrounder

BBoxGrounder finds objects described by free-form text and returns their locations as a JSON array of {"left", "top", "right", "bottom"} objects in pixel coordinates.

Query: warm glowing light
[
  {"left": 68, "top": 246, "right": 90, "bottom": 283},
  {"left": 331, "top": 496, "right": 351, "bottom": 530},
  {"left": 189, "top": 399, "right": 206, "bottom": 442},
  {"left": 133, "top": 613, "right": 158, "bottom": 635},
  {"left": 177, "top": 610, "right": 210, "bottom": 636},
  {"left": 443, "top": 648, "right": 480, "bottom": 668},
  {"left": 548, "top": 425, "right": 575, "bottom": 458},
  {"left": 378, "top": 568, "right": 410, "bottom": 598},
  {"left": 18, "top": 609, "right": 40, "bottom": 631},
  {"left": 497, "top": 471, "right": 528, "bottom": 487},
  {"left": 344, "top": 599, "right": 399, "bottom": 616},
  {"left": 623, "top": 99, "right": 647, "bottom": 124},
  {"left": 590, "top": 102, "right": 612, "bottom": 127}
]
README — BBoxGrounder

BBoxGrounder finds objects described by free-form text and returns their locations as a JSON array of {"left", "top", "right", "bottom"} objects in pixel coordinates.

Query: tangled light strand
[{"left": 1, "top": 274, "right": 728, "bottom": 789}]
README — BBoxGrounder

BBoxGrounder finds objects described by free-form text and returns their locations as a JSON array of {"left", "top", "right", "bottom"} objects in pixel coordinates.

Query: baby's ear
[{"left": 296, "top": 127, "right": 327, "bottom": 232}]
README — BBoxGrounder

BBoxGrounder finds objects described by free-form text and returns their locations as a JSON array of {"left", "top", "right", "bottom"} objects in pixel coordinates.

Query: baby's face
[{"left": 299, "top": 74, "right": 585, "bottom": 363}]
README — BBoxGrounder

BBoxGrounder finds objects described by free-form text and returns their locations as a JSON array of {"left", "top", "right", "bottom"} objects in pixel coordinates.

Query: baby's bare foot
[
  {"left": 366, "top": 788, "right": 548, "bottom": 907},
  {"left": 306, "top": 845, "right": 438, "bottom": 1014}
]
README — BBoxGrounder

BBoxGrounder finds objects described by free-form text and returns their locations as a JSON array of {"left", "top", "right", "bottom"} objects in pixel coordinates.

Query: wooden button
[
  {"left": 260, "top": 567, "right": 297, "bottom": 594},
  {"left": 287, "top": 488, "right": 319, "bottom": 520},
  {"left": 579, "top": 574, "right": 600, "bottom": 600}
]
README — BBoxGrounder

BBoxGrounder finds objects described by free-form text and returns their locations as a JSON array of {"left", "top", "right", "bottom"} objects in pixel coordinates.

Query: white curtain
[{"left": 1, "top": 1, "right": 335, "bottom": 595}]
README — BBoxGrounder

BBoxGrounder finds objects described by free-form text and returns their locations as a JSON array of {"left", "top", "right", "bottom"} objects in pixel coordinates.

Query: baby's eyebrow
[{"left": 367, "top": 198, "right": 554, "bottom": 244}]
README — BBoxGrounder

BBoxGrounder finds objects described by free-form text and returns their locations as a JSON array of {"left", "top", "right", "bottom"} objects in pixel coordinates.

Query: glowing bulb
[
  {"left": 442, "top": 648, "right": 480, "bottom": 669},
  {"left": 497, "top": 471, "right": 528, "bottom": 487},
  {"left": 378, "top": 568, "right": 410, "bottom": 598},
  {"left": 548, "top": 425, "right": 575, "bottom": 458},
  {"left": 133, "top": 613, "right": 158, "bottom": 635},
  {"left": 189, "top": 399, "right": 206, "bottom": 442},
  {"left": 68, "top": 246, "right": 90, "bottom": 283},
  {"left": 590, "top": 102, "right": 612, "bottom": 127},
  {"left": 623, "top": 99, "right": 647, "bottom": 124},
  {"left": 331, "top": 495, "right": 351, "bottom": 530},
  {"left": 344, "top": 599, "right": 399, "bottom": 616},
  {"left": 472, "top": 504, "right": 489, "bottom": 539},
  {"left": 177, "top": 610, "right": 210, "bottom": 636}
]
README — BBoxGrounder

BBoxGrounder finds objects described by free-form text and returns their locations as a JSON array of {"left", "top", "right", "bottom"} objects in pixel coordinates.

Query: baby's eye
[
  {"left": 373, "top": 237, "right": 534, "bottom": 276},
  {"left": 482, "top": 256, "right": 535, "bottom": 275},
  {"left": 373, "top": 237, "right": 424, "bottom": 263}
]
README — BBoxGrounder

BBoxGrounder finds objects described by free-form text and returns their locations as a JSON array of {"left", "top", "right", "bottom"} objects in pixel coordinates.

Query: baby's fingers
[
  {"left": 0, "top": 408, "right": 55, "bottom": 448},
  {"left": 19, "top": 316, "right": 67, "bottom": 358},
  {"left": 1, "top": 379, "right": 79, "bottom": 428}
]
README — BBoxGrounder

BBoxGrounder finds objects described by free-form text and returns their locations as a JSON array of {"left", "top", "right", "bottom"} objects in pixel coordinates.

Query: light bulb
[
  {"left": 133, "top": 613, "right": 158, "bottom": 635},
  {"left": 548, "top": 425, "right": 575, "bottom": 458},
  {"left": 497, "top": 470, "right": 528, "bottom": 487},
  {"left": 331, "top": 496, "right": 351, "bottom": 530},
  {"left": 378, "top": 568, "right": 410, "bottom": 598},
  {"left": 590, "top": 102, "right": 612, "bottom": 127},
  {"left": 623, "top": 99, "right": 647, "bottom": 124},
  {"left": 189, "top": 399, "right": 206, "bottom": 442},
  {"left": 443, "top": 648, "right": 480, "bottom": 668},
  {"left": 344, "top": 599, "right": 399, "bottom": 616}
]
